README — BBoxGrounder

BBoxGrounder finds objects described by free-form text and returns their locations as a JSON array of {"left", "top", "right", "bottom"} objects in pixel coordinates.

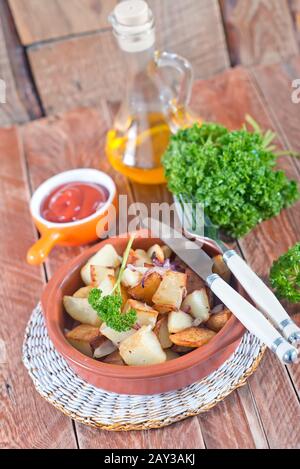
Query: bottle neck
[{"left": 123, "top": 45, "right": 155, "bottom": 74}]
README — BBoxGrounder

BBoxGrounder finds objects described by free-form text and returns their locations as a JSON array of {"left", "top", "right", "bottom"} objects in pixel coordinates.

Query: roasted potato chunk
[
  {"left": 206, "top": 309, "right": 232, "bottom": 332},
  {"left": 90, "top": 265, "right": 115, "bottom": 286},
  {"left": 161, "top": 245, "right": 173, "bottom": 259},
  {"left": 66, "top": 324, "right": 100, "bottom": 357},
  {"left": 170, "top": 327, "right": 216, "bottom": 348},
  {"left": 102, "top": 350, "right": 125, "bottom": 366},
  {"left": 91, "top": 335, "right": 117, "bottom": 359},
  {"left": 81, "top": 244, "right": 121, "bottom": 284},
  {"left": 123, "top": 299, "right": 158, "bottom": 329},
  {"left": 128, "top": 271, "right": 162, "bottom": 304},
  {"left": 152, "top": 271, "right": 187, "bottom": 312},
  {"left": 100, "top": 323, "right": 136, "bottom": 346},
  {"left": 120, "top": 284, "right": 129, "bottom": 307},
  {"left": 171, "top": 344, "right": 194, "bottom": 354},
  {"left": 98, "top": 275, "right": 116, "bottom": 296},
  {"left": 119, "top": 326, "right": 166, "bottom": 366},
  {"left": 154, "top": 316, "right": 173, "bottom": 349},
  {"left": 121, "top": 267, "right": 142, "bottom": 288},
  {"left": 132, "top": 249, "right": 152, "bottom": 266},
  {"left": 73, "top": 286, "right": 93, "bottom": 299},
  {"left": 168, "top": 310, "right": 193, "bottom": 334},
  {"left": 212, "top": 255, "right": 231, "bottom": 283},
  {"left": 181, "top": 289, "right": 210, "bottom": 323},
  {"left": 147, "top": 244, "right": 164, "bottom": 263},
  {"left": 63, "top": 296, "right": 101, "bottom": 327}
]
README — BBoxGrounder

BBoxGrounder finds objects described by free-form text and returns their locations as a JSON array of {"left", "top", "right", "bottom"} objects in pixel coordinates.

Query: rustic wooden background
[
  {"left": 1, "top": 0, "right": 300, "bottom": 125},
  {"left": 1, "top": 0, "right": 300, "bottom": 450}
]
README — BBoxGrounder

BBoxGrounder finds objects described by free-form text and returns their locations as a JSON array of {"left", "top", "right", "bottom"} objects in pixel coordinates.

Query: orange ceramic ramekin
[{"left": 27, "top": 169, "right": 117, "bottom": 265}]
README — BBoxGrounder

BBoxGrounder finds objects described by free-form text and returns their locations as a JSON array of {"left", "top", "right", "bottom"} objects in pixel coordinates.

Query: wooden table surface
[{"left": 1, "top": 0, "right": 300, "bottom": 449}]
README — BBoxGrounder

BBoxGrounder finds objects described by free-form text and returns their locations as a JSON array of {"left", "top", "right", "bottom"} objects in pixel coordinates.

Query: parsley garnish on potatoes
[
  {"left": 88, "top": 236, "right": 137, "bottom": 332},
  {"left": 163, "top": 121, "right": 299, "bottom": 238},
  {"left": 270, "top": 243, "right": 300, "bottom": 304}
]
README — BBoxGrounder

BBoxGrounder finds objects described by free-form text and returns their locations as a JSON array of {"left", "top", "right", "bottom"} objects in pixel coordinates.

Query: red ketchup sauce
[{"left": 41, "top": 182, "right": 109, "bottom": 223}]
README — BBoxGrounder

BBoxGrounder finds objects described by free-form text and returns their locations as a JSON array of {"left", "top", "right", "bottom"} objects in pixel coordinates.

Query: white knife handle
[
  {"left": 223, "top": 251, "right": 300, "bottom": 345},
  {"left": 207, "top": 274, "right": 298, "bottom": 364}
]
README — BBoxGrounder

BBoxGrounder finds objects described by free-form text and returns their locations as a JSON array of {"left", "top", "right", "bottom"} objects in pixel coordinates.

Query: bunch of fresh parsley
[
  {"left": 88, "top": 236, "right": 137, "bottom": 332},
  {"left": 162, "top": 120, "right": 299, "bottom": 238},
  {"left": 270, "top": 243, "right": 300, "bottom": 303}
]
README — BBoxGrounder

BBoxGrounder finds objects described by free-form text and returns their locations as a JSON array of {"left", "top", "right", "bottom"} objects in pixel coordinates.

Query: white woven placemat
[{"left": 23, "top": 304, "right": 265, "bottom": 431}]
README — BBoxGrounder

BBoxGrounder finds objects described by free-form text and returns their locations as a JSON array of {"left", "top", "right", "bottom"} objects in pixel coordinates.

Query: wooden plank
[
  {"left": 190, "top": 66, "right": 300, "bottom": 448},
  {"left": 8, "top": 0, "right": 117, "bottom": 45},
  {"left": 289, "top": 0, "right": 300, "bottom": 45},
  {"left": 0, "top": 0, "right": 42, "bottom": 122},
  {"left": 220, "top": 0, "right": 298, "bottom": 66},
  {"left": 0, "top": 3, "right": 31, "bottom": 126},
  {"left": 76, "top": 417, "right": 205, "bottom": 449},
  {"left": 149, "top": 0, "right": 229, "bottom": 77},
  {"left": 250, "top": 57, "right": 300, "bottom": 164},
  {"left": 247, "top": 57, "right": 300, "bottom": 396},
  {"left": 247, "top": 350, "right": 300, "bottom": 448},
  {"left": 27, "top": 0, "right": 229, "bottom": 115},
  {"left": 199, "top": 391, "right": 257, "bottom": 449},
  {"left": 0, "top": 127, "right": 76, "bottom": 449}
]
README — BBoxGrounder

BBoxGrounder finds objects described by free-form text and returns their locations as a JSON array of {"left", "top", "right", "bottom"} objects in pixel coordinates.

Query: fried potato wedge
[
  {"left": 128, "top": 271, "right": 162, "bottom": 304},
  {"left": 212, "top": 255, "right": 231, "bottom": 283},
  {"left": 170, "top": 327, "right": 216, "bottom": 348},
  {"left": 168, "top": 310, "right": 193, "bottom": 334},
  {"left": 90, "top": 265, "right": 115, "bottom": 287},
  {"left": 154, "top": 316, "right": 173, "bottom": 349},
  {"left": 66, "top": 324, "right": 100, "bottom": 357},
  {"left": 206, "top": 309, "right": 232, "bottom": 332},
  {"left": 181, "top": 289, "right": 210, "bottom": 323},
  {"left": 102, "top": 350, "right": 125, "bottom": 366},
  {"left": 63, "top": 296, "right": 101, "bottom": 327},
  {"left": 119, "top": 326, "right": 166, "bottom": 366},
  {"left": 123, "top": 299, "right": 158, "bottom": 329},
  {"left": 147, "top": 244, "right": 164, "bottom": 263},
  {"left": 73, "top": 286, "right": 93, "bottom": 299},
  {"left": 81, "top": 244, "right": 121, "bottom": 284},
  {"left": 152, "top": 271, "right": 187, "bottom": 311}
]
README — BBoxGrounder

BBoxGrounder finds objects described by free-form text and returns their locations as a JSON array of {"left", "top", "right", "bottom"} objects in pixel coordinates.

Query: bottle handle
[{"left": 154, "top": 51, "right": 194, "bottom": 111}]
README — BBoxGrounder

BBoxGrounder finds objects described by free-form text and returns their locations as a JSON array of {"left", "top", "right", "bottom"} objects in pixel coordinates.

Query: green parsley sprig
[
  {"left": 163, "top": 118, "right": 299, "bottom": 238},
  {"left": 270, "top": 243, "right": 300, "bottom": 304},
  {"left": 88, "top": 236, "right": 137, "bottom": 332}
]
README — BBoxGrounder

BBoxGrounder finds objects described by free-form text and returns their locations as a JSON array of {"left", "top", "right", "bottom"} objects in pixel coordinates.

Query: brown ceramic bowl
[{"left": 42, "top": 230, "right": 245, "bottom": 395}]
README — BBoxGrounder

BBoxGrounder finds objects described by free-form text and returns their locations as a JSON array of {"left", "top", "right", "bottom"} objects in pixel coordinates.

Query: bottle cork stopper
[{"left": 114, "top": 0, "right": 149, "bottom": 26}]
